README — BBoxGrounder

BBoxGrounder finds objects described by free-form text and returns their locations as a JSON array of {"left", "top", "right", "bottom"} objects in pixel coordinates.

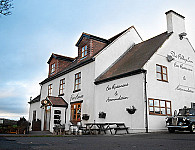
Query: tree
[{"left": 0, "top": 0, "right": 13, "bottom": 16}]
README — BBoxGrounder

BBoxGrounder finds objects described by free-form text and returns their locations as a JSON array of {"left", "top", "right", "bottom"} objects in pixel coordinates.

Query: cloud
[
  {"left": 0, "top": 111, "right": 28, "bottom": 121},
  {"left": 0, "top": 76, "right": 44, "bottom": 120}
]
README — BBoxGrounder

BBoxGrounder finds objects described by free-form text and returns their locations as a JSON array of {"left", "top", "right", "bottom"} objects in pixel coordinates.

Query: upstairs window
[
  {"left": 149, "top": 98, "right": 172, "bottom": 116},
  {"left": 51, "top": 63, "right": 55, "bottom": 75},
  {"left": 74, "top": 72, "right": 81, "bottom": 92},
  {"left": 156, "top": 64, "right": 168, "bottom": 82},
  {"left": 81, "top": 45, "right": 87, "bottom": 59},
  {"left": 59, "top": 78, "right": 65, "bottom": 95},
  {"left": 48, "top": 84, "right": 52, "bottom": 96}
]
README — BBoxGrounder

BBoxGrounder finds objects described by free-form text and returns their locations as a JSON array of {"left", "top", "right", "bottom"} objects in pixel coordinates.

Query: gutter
[
  {"left": 40, "top": 58, "right": 95, "bottom": 85},
  {"left": 94, "top": 69, "right": 146, "bottom": 85}
]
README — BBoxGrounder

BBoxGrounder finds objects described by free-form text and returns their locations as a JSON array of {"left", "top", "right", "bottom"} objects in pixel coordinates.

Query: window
[
  {"left": 48, "top": 84, "right": 52, "bottom": 96},
  {"left": 74, "top": 72, "right": 81, "bottom": 91},
  {"left": 156, "top": 64, "right": 168, "bottom": 82},
  {"left": 33, "top": 110, "right": 36, "bottom": 121},
  {"left": 71, "top": 103, "right": 81, "bottom": 123},
  {"left": 81, "top": 45, "right": 87, "bottom": 59},
  {"left": 149, "top": 98, "right": 172, "bottom": 116},
  {"left": 54, "top": 110, "right": 61, "bottom": 124},
  {"left": 51, "top": 63, "right": 55, "bottom": 75},
  {"left": 59, "top": 78, "right": 65, "bottom": 95}
]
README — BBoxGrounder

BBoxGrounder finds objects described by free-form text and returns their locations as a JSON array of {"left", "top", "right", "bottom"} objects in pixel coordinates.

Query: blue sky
[{"left": 0, "top": 0, "right": 195, "bottom": 120}]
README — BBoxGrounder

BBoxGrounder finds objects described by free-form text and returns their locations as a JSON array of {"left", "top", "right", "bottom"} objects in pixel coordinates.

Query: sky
[{"left": 0, "top": 0, "right": 195, "bottom": 120}]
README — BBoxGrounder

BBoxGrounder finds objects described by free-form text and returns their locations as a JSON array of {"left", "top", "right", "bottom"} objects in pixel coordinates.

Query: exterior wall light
[
  {"left": 166, "top": 55, "right": 174, "bottom": 62},
  {"left": 179, "top": 32, "right": 187, "bottom": 40}
]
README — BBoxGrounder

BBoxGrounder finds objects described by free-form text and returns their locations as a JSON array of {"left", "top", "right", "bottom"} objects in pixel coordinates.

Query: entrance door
[{"left": 44, "top": 105, "right": 51, "bottom": 131}]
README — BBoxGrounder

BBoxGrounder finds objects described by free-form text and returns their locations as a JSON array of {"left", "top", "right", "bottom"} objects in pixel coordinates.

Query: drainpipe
[
  {"left": 144, "top": 70, "right": 148, "bottom": 133},
  {"left": 65, "top": 108, "right": 67, "bottom": 124}
]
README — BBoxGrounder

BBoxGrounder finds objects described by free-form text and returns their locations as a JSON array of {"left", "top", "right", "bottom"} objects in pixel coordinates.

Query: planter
[
  {"left": 126, "top": 106, "right": 136, "bottom": 114},
  {"left": 82, "top": 114, "right": 90, "bottom": 120},
  {"left": 99, "top": 112, "right": 106, "bottom": 118}
]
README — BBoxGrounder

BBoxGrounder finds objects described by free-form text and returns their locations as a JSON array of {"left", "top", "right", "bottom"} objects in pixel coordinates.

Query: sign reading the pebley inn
[{"left": 105, "top": 83, "right": 129, "bottom": 102}]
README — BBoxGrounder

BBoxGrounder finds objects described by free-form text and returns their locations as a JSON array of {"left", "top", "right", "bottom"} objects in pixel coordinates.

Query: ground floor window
[
  {"left": 149, "top": 98, "right": 171, "bottom": 116},
  {"left": 71, "top": 103, "right": 81, "bottom": 123},
  {"left": 33, "top": 110, "right": 36, "bottom": 121}
]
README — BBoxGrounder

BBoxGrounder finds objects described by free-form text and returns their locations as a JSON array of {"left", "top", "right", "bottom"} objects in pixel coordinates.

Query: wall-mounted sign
[
  {"left": 105, "top": 83, "right": 129, "bottom": 102},
  {"left": 170, "top": 51, "right": 193, "bottom": 64},
  {"left": 175, "top": 85, "right": 195, "bottom": 93},
  {"left": 106, "top": 83, "right": 129, "bottom": 91},
  {"left": 174, "top": 62, "right": 193, "bottom": 72},
  {"left": 106, "top": 96, "right": 128, "bottom": 102},
  {"left": 70, "top": 93, "right": 84, "bottom": 102}
]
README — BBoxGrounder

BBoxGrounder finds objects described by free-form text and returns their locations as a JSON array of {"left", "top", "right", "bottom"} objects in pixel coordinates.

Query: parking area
[{"left": 1, "top": 132, "right": 195, "bottom": 150}]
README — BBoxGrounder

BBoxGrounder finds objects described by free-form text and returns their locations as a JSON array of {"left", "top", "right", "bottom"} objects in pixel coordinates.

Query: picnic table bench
[
  {"left": 84, "top": 123, "right": 129, "bottom": 134},
  {"left": 113, "top": 123, "right": 129, "bottom": 134}
]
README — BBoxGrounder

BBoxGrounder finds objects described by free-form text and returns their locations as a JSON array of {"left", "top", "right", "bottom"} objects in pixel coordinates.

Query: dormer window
[
  {"left": 81, "top": 45, "right": 87, "bottom": 59},
  {"left": 51, "top": 63, "right": 55, "bottom": 75}
]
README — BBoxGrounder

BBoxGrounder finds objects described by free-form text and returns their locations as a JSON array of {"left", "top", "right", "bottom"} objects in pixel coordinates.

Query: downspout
[
  {"left": 65, "top": 107, "right": 67, "bottom": 124},
  {"left": 144, "top": 70, "right": 148, "bottom": 133}
]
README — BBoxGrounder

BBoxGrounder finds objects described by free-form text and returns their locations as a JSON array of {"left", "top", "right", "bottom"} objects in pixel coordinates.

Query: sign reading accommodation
[{"left": 106, "top": 83, "right": 129, "bottom": 102}]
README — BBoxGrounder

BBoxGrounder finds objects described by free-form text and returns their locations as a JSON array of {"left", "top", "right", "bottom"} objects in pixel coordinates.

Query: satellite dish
[{"left": 167, "top": 55, "right": 174, "bottom": 62}]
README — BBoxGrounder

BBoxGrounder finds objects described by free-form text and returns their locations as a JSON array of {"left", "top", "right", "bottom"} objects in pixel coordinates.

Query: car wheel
[
  {"left": 190, "top": 124, "right": 195, "bottom": 133},
  {"left": 168, "top": 128, "right": 175, "bottom": 133}
]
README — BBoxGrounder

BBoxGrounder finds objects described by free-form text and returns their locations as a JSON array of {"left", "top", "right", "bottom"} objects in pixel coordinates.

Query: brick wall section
[
  {"left": 48, "top": 58, "right": 72, "bottom": 77},
  {"left": 91, "top": 39, "right": 107, "bottom": 56},
  {"left": 58, "top": 59, "right": 72, "bottom": 72},
  {"left": 78, "top": 37, "right": 107, "bottom": 61}
]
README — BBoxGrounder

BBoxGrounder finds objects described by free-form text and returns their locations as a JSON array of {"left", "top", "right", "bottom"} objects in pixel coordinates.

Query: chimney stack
[{"left": 165, "top": 10, "right": 186, "bottom": 34}]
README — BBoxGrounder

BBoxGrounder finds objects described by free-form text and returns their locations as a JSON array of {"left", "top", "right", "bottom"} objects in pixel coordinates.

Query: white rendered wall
[
  {"left": 94, "top": 74, "right": 145, "bottom": 133},
  {"left": 49, "top": 107, "right": 67, "bottom": 132},
  {"left": 94, "top": 27, "right": 142, "bottom": 79},
  {"left": 40, "top": 62, "right": 96, "bottom": 132},
  {"left": 143, "top": 33, "right": 195, "bottom": 131},
  {"left": 28, "top": 102, "right": 42, "bottom": 131}
]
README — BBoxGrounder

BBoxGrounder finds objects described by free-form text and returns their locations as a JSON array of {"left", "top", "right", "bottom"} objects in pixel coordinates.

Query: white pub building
[{"left": 29, "top": 10, "right": 195, "bottom": 133}]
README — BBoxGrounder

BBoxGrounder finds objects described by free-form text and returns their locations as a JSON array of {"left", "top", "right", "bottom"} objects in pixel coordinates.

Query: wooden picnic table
[{"left": 85, "top": 123, "right": 116, "bottom": 134}]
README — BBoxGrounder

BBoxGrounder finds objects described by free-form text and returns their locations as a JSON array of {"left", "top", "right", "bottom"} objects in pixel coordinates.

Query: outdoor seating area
[
  {"left": 52, "top": 122, "right": 129, "bottom": 135},
  {"left": 79, "top": 122, "right": 129, "bottom": 135}
]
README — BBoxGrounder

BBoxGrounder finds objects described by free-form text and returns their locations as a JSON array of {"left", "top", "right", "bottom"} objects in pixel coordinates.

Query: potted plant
[
  {"left": 99, "top": 112, "right": 106, "bottom": 118},
  {"left": 82, "top": 114, "right": 90, "bottom": 120},
  {"left": 126, "top": 106, "right": 137, "bottom": 114}
]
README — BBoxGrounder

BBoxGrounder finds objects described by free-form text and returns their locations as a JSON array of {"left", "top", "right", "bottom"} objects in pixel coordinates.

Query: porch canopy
[{"left": 41, "top": 96, "right": 68, "bottom": 108}]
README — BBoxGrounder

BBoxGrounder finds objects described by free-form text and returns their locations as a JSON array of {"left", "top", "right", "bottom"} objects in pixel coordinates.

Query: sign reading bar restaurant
[
  {"left": 105, "top": 83, "right": 129, "bottom": 102},
  {"left": 70, "top": 93, "right": 84, "bottom": 102}
]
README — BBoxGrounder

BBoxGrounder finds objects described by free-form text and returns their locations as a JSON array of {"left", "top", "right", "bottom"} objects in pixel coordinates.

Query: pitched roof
[
  {"left": 28, "top": 95, "right": 40, "bottom": 104},
  {"left": 95, "top": 32, "right": 172, "bottom": 85},
  {"left": 40, "top": 57, "right": 94, "bottom": 85},
  {"left": 40, "top": 26, "right": 141, "bottom": 85},
  {"left": 47, "top": 53, "right": 75, "bottom": 64},
  {"left": 75, "top": 32, "right": 110, "bottom": 47},
  {"left": 108, "top": 26, "right": 142, "bottom": 43},
  {"left": 47, "top": 96, "right": 68, "bottom": 107}
]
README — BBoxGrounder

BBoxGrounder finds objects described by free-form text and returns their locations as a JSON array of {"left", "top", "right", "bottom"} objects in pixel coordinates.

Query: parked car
[{"left": 166, "top": 106, "right": 195, "bottom": 133}]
